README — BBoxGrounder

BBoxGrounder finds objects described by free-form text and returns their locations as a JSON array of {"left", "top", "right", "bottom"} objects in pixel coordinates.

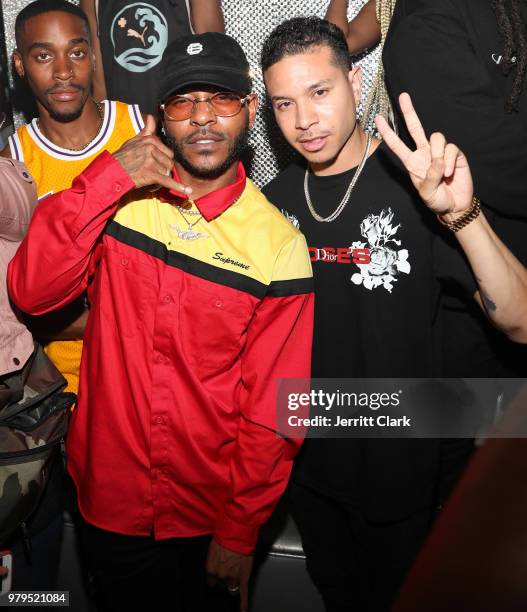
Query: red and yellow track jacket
[{"left": 8, "top": 151, "right": 314, "bottom": 554}]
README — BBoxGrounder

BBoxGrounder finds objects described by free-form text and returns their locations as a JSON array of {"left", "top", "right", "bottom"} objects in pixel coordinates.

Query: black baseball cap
[{"left": 158, "top": 32, "right": 252, "bottom": 103}]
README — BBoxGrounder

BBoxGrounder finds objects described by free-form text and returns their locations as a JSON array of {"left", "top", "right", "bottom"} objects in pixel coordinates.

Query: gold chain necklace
[{"left": 37, "top": 100, "right": 104, "bottom": 152}]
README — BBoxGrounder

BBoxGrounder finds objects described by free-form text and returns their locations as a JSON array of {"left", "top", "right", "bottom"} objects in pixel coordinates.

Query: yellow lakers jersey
[{"left": 8, "top": 100, "right": 143, "bottom": 393}]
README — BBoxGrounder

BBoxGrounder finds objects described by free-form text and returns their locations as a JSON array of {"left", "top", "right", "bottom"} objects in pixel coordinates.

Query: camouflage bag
[{"left": 0, "top": 344, "right": 75, "bottom": 543}]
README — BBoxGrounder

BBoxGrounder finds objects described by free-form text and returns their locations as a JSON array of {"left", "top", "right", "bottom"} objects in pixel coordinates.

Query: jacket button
[
  {"left": 215, "top": 300, "right": 223, "bottom": 308},
  {"left": 155, "top": 354, "right": 164, "bottom": 364},
  {"left": 154, "top": 416, "right": 164, "bottom": 425},
  {"left": 121, "top": 258, "right": 129, "bottom": 266},
  {"left": 13, "top": 357, "right": 20, "bottom": 366},
  {"left": 114, "top": 183, "right": 122, "bottom": 192},
  {"left": 163, "top": 295, "right": 172, "bottom": 304}
]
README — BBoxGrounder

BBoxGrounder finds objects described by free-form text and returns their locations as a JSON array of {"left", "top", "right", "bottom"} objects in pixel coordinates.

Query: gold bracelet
[{"left": 437, "top": 196, "right": 481, "bottom": 232}]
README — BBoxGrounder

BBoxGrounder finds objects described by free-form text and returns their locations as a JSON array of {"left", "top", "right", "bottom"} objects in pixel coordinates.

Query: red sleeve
[
  {"left": 214, "top": 233, "right": 314, "bottom": 555},
  {"left": 8, "top": 151, "right": 135, "bottom": 315}
]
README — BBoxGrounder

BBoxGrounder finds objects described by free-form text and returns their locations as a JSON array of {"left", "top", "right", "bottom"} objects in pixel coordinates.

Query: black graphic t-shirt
[
  {"left": 263, "top": 143, "right": 476, "bottom": 514},
  {"left": 97, "top": 0, "right": 192, "bottom": 114}
]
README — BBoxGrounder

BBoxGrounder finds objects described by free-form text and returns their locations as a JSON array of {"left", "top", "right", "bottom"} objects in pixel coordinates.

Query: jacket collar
[{"left": 167, "top": 162, "right": 246, "bottom": 221}]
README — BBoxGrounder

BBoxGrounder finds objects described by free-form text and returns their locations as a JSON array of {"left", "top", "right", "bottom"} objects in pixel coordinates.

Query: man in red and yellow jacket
[{"left": 9, "top": 31, "right": 313, "bottom": 612}]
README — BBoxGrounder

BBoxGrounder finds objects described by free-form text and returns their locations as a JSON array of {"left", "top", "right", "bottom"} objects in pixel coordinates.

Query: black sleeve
[
  {"left": 433, "top": 227, "right": 477, "bottom": 298},
  {"left": 383, "top": 0, "right": 527, "bottom": 219}
]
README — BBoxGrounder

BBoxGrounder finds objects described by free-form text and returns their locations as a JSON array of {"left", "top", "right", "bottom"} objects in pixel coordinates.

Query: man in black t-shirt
[
  {"left": 261, "top": 17, "right": 474, "bottom": 612},
  {"left": 383, "top": 0, "right": 527, "bottom": 380}
]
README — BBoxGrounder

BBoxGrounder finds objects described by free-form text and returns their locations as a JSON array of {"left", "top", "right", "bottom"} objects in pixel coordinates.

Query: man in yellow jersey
[{"left": 1, "top": 0, "right": 146, "bottom": 394}]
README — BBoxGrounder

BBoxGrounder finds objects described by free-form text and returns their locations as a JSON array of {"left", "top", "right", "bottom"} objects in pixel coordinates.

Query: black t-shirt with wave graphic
[{"left": 97, "top": 1, "right": 192, "bottom": 114}]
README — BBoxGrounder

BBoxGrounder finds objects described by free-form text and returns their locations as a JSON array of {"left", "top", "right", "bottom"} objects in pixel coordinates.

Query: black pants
[
  {"left": 290, "top": 483, "right": 433, "bottom": 612},
  {"left": 79, "top": 520, "right": 239, "bottom": 612}
]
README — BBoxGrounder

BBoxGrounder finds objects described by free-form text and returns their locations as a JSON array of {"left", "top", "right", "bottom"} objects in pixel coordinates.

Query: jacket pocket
[
  {"left": 97, "top": 247, "right": 155, "bottom": 339},
  {"left": 178, "top": 279, "right": 254, "bottom": 377}
]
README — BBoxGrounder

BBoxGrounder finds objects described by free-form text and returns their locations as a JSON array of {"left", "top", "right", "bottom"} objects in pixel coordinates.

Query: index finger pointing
[
  {"left": 399, "top": 92, "right": 429, "bottom": 149},
  {"left": 375, "top": 114, "right": 412, "bottom": 164}
]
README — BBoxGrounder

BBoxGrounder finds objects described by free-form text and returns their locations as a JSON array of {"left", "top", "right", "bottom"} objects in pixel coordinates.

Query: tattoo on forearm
[{"left": 482, "top": 293, "right": 497, "bottom": 312}]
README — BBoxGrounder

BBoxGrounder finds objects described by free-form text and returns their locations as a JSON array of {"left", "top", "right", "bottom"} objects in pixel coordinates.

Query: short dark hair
[
  {"left": 261, "top": 17, "right": 350, "bottom": 74},
  {"left": 15, "top": 0, "right": 91, "bottom": 49}
]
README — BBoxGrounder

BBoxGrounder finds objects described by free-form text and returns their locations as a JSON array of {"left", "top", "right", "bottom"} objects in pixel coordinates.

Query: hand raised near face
[
  {"left": 113, "top": 114, "right": 192, "bottom": 194},
  {"left": 375, "top": 93, "right": 473, "bottom": 216}
]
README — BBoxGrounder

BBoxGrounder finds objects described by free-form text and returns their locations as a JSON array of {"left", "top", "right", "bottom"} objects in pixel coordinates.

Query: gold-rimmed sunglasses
[{"left": 160, "top": 92, "right": 252, "bottom": 121}]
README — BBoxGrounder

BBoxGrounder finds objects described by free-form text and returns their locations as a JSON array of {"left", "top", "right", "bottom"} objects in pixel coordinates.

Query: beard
[
  {"left": 41, "top": 86, "right": 89, "bottom": 123},
  {"left": 165, "top": 121, "right": 250, "bottom": 180},
  {"left": 47, "top": 107, "right": 84, "bottom": 123}
]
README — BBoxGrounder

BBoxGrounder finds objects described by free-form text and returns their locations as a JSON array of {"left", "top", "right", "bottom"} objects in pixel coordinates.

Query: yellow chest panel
[{"left": 10, "top": 100, "right": 142, "bottom": 200}]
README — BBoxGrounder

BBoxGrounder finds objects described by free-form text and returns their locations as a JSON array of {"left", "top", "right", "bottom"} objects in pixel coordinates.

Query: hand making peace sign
[{"left": 375, "top": 93, "right": 474, "bottom": 217}]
